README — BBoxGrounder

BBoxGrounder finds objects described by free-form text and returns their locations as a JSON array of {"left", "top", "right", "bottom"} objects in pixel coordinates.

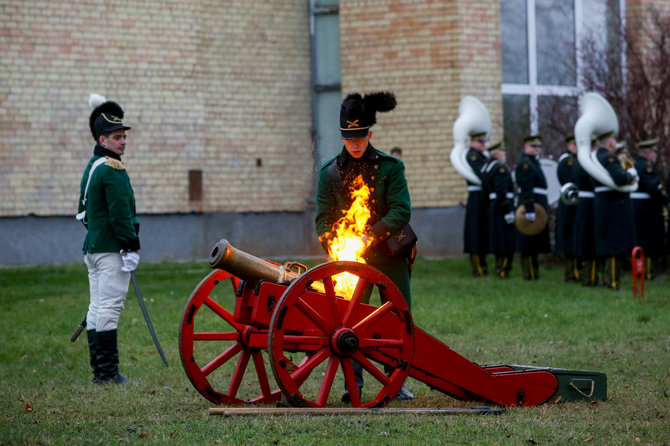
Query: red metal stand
[{"left": 632, "top": 246, "right": 645, "bottom": 298}]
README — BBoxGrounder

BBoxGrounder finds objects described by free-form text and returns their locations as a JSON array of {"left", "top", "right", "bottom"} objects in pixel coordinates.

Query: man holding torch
[{"left": 315, "top": 91, "right": 415, "bottom": 401}]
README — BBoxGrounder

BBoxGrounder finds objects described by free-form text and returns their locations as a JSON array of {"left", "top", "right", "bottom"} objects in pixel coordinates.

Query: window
[
  {"left": 501, "top": 0, "right": 625, "bottom": 162},
  {"left": 310, "top": 0, "right": 342, "bottom": 170}
]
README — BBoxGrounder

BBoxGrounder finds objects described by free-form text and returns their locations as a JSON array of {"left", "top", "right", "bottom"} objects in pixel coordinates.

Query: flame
[{"left": 327, "top": 175, "right": 373, "bottom": 298}]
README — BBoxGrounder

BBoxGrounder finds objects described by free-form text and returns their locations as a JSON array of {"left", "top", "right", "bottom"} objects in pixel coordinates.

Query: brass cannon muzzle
[{"left": 209, "top": 239, "right": 324, "bottom": 292}]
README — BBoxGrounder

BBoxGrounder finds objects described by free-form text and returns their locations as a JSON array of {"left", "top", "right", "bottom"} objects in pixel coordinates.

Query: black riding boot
[
  {"left": 86, "top": 329, "right": 101, "bottom": 383},
  {"left": 96, "top": 329, "right": 129, "bottom": 384}
]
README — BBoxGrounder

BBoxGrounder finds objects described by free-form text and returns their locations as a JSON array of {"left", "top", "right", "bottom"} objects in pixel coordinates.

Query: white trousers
[{"left": 84, "top": 252, "right": 130, "bottom": 332}]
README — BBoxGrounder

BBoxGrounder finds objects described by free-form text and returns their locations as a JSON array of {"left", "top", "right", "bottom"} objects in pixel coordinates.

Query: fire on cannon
[{"left": 178, "top": 238, "right": 607, "bottom": 408}]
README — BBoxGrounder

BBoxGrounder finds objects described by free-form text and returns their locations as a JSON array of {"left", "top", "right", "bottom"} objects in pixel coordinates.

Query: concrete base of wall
[{"left": 0, "top": 206, "right": 465, "bottom": 266}]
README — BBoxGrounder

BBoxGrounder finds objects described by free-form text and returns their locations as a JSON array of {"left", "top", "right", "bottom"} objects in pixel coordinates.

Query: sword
[
  {"left": 70, "top": 315, "right": 87, "bottom": 342},
  {"left": 130, "top": 271, "right": 169, "bottom": 367}
]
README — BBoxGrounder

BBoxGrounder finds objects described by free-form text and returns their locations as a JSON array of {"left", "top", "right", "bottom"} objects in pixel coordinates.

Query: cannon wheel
[
  {"left": 268, "top": 261, "right": 415, "bottom": 408},
  {"left": 179, "top": 269, "right": 282, "bottom": 405}
]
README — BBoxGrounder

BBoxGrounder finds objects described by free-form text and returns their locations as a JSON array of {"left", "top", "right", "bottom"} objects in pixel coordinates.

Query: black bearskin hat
[
  {"left": 88, "top": 94, "right": 131, "bottom": 141},
  {"left": 340, "top": 91, "right": 396, "bottom": 139}
]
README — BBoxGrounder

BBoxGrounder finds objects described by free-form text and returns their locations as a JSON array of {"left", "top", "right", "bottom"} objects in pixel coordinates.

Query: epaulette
[{"left": 105, "top": 157, "right": 125, "bottom": 170}]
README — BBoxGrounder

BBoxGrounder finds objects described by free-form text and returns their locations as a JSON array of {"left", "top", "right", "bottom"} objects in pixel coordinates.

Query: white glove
[
  {"left": 626, "top": 167, "right": 639, "bottom": 180},
  {"left": 121, "top": 251, "right": 140, "bottom": 272},
  {"left": 525, "top": 212, "right": 536, "bottom": 222},
  {"left": 504, "top": 212, "right": 515, "bottom": 224}
]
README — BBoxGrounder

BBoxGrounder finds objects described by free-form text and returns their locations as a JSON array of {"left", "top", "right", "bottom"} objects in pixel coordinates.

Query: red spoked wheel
[
  {"left": 268, "top": 261, "right": 415, "bottom": 408},
  {"left": 179, "top": 269, "right": 282, "bottom": 405}
]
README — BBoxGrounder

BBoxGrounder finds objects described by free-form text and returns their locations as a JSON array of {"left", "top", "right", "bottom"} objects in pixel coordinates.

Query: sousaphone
[{"left": 450, "top": 96, "right": 492, "bottom": 185}]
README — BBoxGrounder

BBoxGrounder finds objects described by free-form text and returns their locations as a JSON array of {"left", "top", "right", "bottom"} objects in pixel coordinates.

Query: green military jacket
[
  {"left": 315, "top": 145, "right": 411, "bottom": 246},
  {"left": 78, "top": 150, "right": 140, "bottom": 254},
  {"left": 315, "top": 144, "right": 412, "bottom": 305}
]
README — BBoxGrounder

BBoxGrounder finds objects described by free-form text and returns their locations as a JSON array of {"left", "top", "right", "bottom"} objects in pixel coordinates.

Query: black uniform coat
[
  {"left": 514, "top": 153, "right": 551, "bottom": 254},
  {"left": 593, "top": 147, "right": 636, "bottom": 257},
  {"left": 555, "top": 151, "right": 578, "bottom": 255},
  {"left": 463, "top": 148, "right": 488, "bottom": 255},
  {"left": 482, "top": 158, "right": 515, "bottom": 255},
  {"left": 573, "top": 160, "right": 596, "bottom": 258},
  {"left": 632, "top": 156, "right": 666, "bottom": 257}
]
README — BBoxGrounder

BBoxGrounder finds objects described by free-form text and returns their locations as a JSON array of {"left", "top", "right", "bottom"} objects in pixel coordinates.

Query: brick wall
[
  {"left": 339, "top": 0, "right": 503, "bottom": 208},
  {"left": 0, "top": 0, "right": 313, "bottom": 216}
]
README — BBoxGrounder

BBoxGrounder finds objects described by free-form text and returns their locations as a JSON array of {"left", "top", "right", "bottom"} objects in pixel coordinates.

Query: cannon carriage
[{"left": 179, "top": 240, "right": 606, "bottom": 408}]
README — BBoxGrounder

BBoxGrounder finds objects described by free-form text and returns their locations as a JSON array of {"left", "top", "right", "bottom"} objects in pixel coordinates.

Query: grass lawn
[{"left": 1, "top": 256, "right": 668, "bottom": 445}]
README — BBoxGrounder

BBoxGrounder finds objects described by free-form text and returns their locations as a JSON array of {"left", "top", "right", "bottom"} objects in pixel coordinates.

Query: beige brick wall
[
  {"left": 0, "top": 0, "right": 313, "bottom": 216},
  {"left": 339, "top": 0, "right": 502, "bottom": 208}
]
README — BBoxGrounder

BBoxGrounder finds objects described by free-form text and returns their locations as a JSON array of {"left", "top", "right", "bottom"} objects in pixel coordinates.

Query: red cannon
[{"left": 179, "top": 240, "right": 606, "bottom": 408}]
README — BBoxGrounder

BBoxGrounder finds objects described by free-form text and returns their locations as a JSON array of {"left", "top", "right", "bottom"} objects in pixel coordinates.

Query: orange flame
[{"left": 327, "top": 175, "right": 373, "bottom": 298}]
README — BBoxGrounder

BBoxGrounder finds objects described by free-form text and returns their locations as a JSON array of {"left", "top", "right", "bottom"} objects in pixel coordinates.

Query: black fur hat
[
  {"left": 88, "top": 94, "right": 131, "bottom": 141},
  {"left": 340, "top": 91, "right": 396, "bottom": 139}
]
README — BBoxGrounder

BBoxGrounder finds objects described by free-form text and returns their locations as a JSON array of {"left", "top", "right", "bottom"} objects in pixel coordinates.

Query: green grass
[{"left": 1, "top": 257, "right": 669, "bottom": 445}]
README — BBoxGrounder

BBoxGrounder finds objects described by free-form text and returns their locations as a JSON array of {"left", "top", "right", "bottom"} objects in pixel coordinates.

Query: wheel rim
[
  {"left": 268, "top": 261, "right": 414, "bottom": 408},
  {"left": 179, "top": 270, "right": 282, "bottom": 405}
]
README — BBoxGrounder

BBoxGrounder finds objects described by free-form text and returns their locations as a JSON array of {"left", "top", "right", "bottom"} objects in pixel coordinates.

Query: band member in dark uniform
[
  {"left": 592, "top": 131, "right": 637, "bottom": 290},
  {"left": 555, "top": 135, "right": 580, "bottom": 281},
  {"left": 632, "top": 138, "right": 667, "bottom": 279},
  {"left": 463, "top": 130, "right": 489, "bottom": 277},
  {"left": 515, "top": 135, "right": 551, "bottom": 280},
  {"left": 573, "top": 139, "right": 599, "bottom": 286},
  {"left": 482, "top": 142, "right": 515, "bottom": 278}
]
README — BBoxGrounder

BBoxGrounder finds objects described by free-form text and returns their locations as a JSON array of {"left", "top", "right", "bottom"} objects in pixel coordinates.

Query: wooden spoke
[
  {"left": 202, "top": 342, "right": 243, "bottom": 376},
  {"left": 316, "top": 356, "right": 341, "bottom": 407},
  {"left": 295, "top": 297, "right": 334, "bottom": 334},
  {"left": 228, "top": 349, "right": 252, "bottom": 397},
  {"left": 352, "top": 300, "right": 395, "bottom": 333}
]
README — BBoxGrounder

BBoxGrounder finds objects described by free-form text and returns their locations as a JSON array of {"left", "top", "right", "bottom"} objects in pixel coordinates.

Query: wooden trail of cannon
[{"left": 178, "top": 239, "right": 606, "bottom": 408}]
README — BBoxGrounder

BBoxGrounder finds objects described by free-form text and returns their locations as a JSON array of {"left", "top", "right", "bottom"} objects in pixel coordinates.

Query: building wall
[
  {"left": 0, "top": 0, "right": 314, "bottom": 217},
  {"left": 339, "top": 0, "right": 503, "bottom": 208}
]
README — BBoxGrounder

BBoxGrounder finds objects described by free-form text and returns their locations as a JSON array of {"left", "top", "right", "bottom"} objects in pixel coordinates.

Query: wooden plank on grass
[{"left": 209, "top": 407, "right": 505, "bottom": 416}]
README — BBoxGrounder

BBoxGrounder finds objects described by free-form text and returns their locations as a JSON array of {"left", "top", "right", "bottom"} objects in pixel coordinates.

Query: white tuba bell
[
  {"left": 450, "top": 96, "right": 492, "bottom": 185},
  {"left": 574, "top": 93, "right": 638, "bottom": 192}
]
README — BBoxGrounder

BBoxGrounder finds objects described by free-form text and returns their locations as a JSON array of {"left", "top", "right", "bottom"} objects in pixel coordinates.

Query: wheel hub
[{"left": 332, "top": 327, "right": 359, "bottom": 356}]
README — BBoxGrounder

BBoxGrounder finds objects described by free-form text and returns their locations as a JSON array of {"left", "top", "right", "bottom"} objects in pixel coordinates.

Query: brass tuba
[
  {"left": 573, "top": 93, "right": 638, "bottom": 193},
  {"left": 450, "top": 96, "right": 492, "bottom": 185}
]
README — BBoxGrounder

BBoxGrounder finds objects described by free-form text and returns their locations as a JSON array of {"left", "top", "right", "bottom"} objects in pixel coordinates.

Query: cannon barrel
[{"left": 209, "top": 239, "right": 325, "bottom": 292}]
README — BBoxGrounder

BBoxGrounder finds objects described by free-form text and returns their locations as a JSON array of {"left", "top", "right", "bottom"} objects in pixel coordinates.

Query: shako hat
[
  {"left": 88, "top": 93, "right": 131, "bottom": 141},
  {"left": 340, "top": 91, "right": 396, "bottom": 139},
  {"left": 565, "top": 134, "right": 575, "bottom": 144}
]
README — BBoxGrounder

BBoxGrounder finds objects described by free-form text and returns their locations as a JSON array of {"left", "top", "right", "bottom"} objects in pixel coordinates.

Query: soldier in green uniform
[
  {"left": 515, "top": 135, "right": 551, "bottom": 280},
  {"left": 592, "top": 131, "right": 637, "bottom": 290},
  {"left": 632, "top": 138, "right": 667, "bottom": 279},
  {"left": 482, "top": 142, "right": 515, "bottom": 278},
  {"left": 573, "top": 139, "right": 599, "bottom": 286},
  {"left": 555, "top": 135, "right": 580, "bottom": 281},
  {"left": 315, "top": 91, "right": 414, "bottom": 401},
  {"left": 463, "top": 131, "right": 490, "bottom": 277},
  {"left": 77, "top": 96, "right": 140, "bottom": 384}
]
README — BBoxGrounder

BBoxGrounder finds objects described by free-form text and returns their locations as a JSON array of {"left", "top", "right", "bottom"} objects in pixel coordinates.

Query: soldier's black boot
[
  {"left": 495, "top": 255, "right": 512, "bottom": 278},
  {"left": 86, "top": 329, "right": 101, "bottom": 383},
  {"left": 564, "top": 256, "right": 580, "bottom": 282},
  {"left": 580, "top": 259, "right": 599, "bottom": 286},
  {"left": 521, "top": 255, "right": 539, "bottom": 280},
  {"left": 96, "top": 329, "right": 130, "bottom": 384},
  {"left": 602, "top": 256, "right": 622, "bottom": 290},
  {"left": 470, "top": 254, "right": 488, "bottom": 277}
]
